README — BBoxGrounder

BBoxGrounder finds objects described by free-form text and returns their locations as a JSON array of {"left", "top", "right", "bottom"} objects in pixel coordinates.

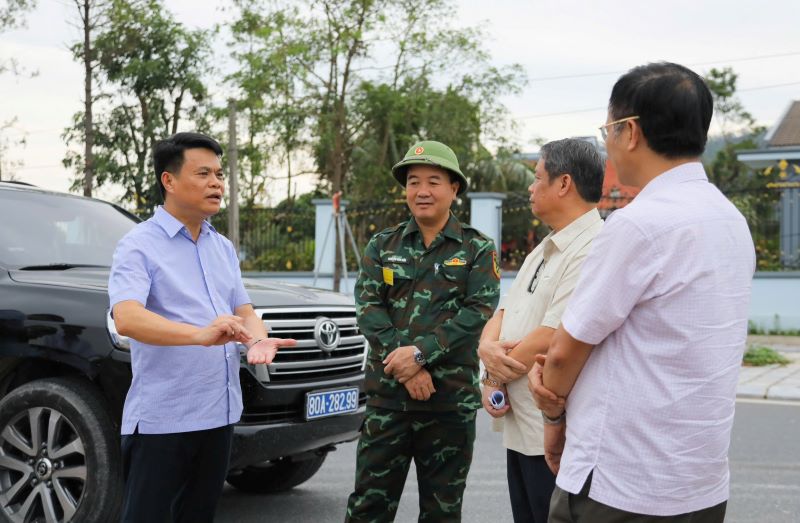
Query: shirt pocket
[
  {"left": 381, "top": 264, "right": 415, "bottom": 301},
  {"left": 437, "top": 265, "right": 469, "bottom": 307}
]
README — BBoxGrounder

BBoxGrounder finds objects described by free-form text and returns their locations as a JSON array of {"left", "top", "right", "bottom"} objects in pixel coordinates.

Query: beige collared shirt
[{"left": 495, "top": 208, "right": 603, "bottom": 456}]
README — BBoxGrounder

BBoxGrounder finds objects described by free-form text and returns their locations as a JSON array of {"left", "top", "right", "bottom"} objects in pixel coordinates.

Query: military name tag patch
[
  {"left": 382, "top": 267, "right": 394, "bottom": 286},
  {"left": 443, "top": 257, "right": 467, "bottom": 267},
  {"left": 386, "top": 255, "right": 408, "bottom": 264}
]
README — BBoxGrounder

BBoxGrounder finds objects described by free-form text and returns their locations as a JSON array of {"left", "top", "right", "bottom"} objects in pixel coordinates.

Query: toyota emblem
[{"left": 314, "top": 317, "right": 340, "bottom": 353}]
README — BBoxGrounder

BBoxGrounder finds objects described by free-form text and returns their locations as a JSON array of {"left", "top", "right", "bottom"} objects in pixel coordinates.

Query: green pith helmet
[{"left": 391, "top": 140, "right": 469, "bottom": 195}]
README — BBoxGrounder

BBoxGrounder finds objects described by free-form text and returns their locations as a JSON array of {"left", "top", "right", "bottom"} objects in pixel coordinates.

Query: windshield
[{"left": 0, "top": 189, "right": 139, "bottom": 269}]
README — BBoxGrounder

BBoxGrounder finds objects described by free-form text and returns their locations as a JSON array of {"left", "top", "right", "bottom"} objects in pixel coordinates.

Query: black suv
[{"left": 0, "top": 182, "right": 366, "bottom": 522}]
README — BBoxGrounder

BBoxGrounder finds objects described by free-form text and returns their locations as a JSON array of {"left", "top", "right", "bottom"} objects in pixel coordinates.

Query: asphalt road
[{"left": 215, "top": 400, "right": 800, "bottom": 522}]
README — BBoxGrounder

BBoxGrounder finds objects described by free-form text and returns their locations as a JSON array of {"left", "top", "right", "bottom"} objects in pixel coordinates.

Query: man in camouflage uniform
[{"left": 345, "top": 140, "right": 501, "bottom": 522}]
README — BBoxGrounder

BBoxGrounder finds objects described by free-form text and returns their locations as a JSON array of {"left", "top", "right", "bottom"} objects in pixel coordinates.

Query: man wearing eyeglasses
[
  {"left": 478, "top": 138, "right": 604, "bottom": 523},
  {"left": 530, "top": 63, "right": 755, "bottom": 523}
]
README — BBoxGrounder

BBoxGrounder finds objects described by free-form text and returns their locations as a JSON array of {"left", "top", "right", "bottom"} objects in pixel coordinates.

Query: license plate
[{"left": 305, "top": 387, "right": 359, "bottom": 420}]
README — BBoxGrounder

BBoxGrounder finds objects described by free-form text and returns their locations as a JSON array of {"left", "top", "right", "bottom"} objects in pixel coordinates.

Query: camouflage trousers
[{"left": 345, "top": 406, "right": 477, "bottom": 523}]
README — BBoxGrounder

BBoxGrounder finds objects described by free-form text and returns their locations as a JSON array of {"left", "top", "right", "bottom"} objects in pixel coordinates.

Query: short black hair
[
  {"left": 609, "top": 62, "right": 713, "bottom": 158},
  {"left": 153, "top": 132, "right": 223, "bottom": 199},
  {"left": 540, "top": 138, "right": 605, "bottom": 203}
]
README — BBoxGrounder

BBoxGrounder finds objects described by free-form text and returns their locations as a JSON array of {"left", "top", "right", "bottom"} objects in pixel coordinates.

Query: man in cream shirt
[{"left": 479, "top": 138, "right": 605, "bottom": 523}]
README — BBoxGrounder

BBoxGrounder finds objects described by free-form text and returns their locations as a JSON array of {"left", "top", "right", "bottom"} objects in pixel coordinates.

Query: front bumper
[
  {"left": 229, "top": 406, "right": 364, "bottom": 469},
  {"left": 229, "top": 369, "right": 366, "bottom": 469}
]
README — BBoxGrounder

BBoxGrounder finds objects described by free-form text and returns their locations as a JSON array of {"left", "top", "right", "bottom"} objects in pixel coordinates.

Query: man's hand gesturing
[
  {"left": 194, "top": 315, "right": 253, "bottom": 346},
  {"left": 246, "top": 337, "right": 298, "bottom": 365}
]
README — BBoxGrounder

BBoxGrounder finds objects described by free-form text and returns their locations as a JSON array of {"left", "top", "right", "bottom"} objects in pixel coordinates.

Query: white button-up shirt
[
  {"left": 498, "top": 208, "right": 603, "bottom": 456},
  {"left": 558, "top": 162, "right": 755, "bottom": 515}
]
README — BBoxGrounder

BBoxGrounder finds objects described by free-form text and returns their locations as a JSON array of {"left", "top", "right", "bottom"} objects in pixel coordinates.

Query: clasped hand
[
  {"left": 478, "top": 339, "right": 526, "bottom": 383},
  {"left": 383, "top": 345, "right": 420, "bottom": 383}
]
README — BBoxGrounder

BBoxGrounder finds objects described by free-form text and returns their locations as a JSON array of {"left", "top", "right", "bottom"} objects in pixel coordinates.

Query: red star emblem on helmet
[{"left": 414, "top": 146, "right": 424, "bottom": 155}]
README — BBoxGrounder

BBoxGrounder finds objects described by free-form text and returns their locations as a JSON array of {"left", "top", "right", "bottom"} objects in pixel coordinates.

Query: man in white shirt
[
  {"left": 531, "top": 62, "right": 755, "bottom": 522},
  {"left": 478, "top": 138, "right": 605, "bottom": 523}
]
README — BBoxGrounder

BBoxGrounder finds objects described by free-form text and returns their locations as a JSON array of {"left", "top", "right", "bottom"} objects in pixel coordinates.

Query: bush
[{"left": 743, "top": 345, "right": 791, "bottom": 366}]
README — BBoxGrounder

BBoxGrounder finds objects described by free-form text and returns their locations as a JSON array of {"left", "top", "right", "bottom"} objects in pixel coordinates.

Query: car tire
[
  {"left": 0, "top": 377, "right": 122, "bottom": 522},
  {"left": 226, "top": 454, "right": 327, "bottom": 494}
]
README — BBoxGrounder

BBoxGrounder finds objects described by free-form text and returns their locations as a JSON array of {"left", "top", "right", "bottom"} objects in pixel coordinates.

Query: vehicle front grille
[{"left": 244, "top": 307, "right": 367, "bottom": 383}]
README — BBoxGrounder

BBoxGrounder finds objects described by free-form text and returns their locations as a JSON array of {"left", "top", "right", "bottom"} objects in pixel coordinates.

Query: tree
[
  {"left": 63, "top": 0, "right": 212, "bottom": 214},
  {"left": 705, "top": 67, "right": 780, "bottom": 269},
  {"left": 227, "top": 0, "right": 310, "bottom": 208},
  {"left": 705, "top": 67, "right": 766, "bottom": 192},
  {"left": 0, "top": 0, "right": 36, "bottom": 75},
  {"left": 0, "top": 118, "right": 26, "bottom": 181},
  {"left": 0, "top": 0, "right": 34, "bottom": 30},
  {"left": 68, "top": 0, "right": 109, "bottom": 197},
  {"left": 227, "top": 0, "right": 524, "bottom": 286}
]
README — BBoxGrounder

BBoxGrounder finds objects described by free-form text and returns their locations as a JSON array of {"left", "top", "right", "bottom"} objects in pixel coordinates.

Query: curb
[{"left": 736, "top": 357, "right": 800, "bottom": 401}]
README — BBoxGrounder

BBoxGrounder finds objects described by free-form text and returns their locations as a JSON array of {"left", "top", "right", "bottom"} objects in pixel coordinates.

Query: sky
[{"left": 1, "top": 0, "right": 799, "bottom": 203}]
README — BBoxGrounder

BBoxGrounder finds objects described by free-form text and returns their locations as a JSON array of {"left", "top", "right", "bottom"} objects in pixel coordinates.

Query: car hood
[{"left": 8, "top": 268, "right": 355, "bottom": 308}]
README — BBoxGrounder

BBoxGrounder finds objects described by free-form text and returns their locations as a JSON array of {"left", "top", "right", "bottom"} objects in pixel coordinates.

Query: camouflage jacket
[{"left": 355, "top": 213, "right": 500, "bottom": 412}]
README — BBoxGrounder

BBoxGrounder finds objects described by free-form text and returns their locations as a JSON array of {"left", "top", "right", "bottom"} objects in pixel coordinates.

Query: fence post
[{"left": 468, "top": 192, "right": 507, "bottom": 251}]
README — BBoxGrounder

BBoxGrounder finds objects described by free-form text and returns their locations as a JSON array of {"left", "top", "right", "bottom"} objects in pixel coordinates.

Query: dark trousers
[
  {"left": 549, "top": 471, "right": 727, "bottom": 523},
  {"left": 345, "top": 407, "right": 477, "bottom": 522},
  {"left": 506, "top": 449, "right": 556, "bottom": 523},
  {"left": 121, "top": 424, "right": 234, "bottom": 523}
]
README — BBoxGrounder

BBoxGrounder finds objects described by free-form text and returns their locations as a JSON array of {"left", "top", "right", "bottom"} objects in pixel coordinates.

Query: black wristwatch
[{"left": 413, "top": 347, "right": 427, "bottom": 367}]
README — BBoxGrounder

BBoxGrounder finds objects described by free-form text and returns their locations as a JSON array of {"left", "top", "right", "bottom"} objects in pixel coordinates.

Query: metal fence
[
  {"left": 500, "top": 187, "right": 792, "bottom": 271},
  {"left": 208, "top": 185, "right": 794, "bottom": 272},
  {"left": 212, "top": 207, "right": 315, "bottom": 271}
]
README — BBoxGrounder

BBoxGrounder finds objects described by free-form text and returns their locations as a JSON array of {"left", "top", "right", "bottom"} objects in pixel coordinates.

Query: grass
[
  {"left": 743, "top": 345, "right": 791, "bottom": 366},
  {"left": 748, "top": 318, "right": 800, "bottom": 336}
]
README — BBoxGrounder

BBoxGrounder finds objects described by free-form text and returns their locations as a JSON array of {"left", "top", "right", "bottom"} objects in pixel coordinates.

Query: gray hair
[{"left": 540, "top": 138, "right": 605, "bottom": 203}]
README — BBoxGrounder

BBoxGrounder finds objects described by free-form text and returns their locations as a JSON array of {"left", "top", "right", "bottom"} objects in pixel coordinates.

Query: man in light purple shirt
[
  {"left": 109, "top": 132, "right": 295, "bottom": 523},
  {"left": 530, "top": 63, "right": 755, "bottom": 522}
]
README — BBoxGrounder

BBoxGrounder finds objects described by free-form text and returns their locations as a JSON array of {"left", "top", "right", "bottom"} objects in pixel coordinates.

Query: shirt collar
[
  {"left": 402, "top": 212, "right": 463, "bottom": 243},
  {"left": 546, "top": 207, "right": 603, "bottom": 253},
  {"left": 637, "top": 161, "right": 708, "bottom": 200},
  {"left": 153, "top": 206, "right": 214, "bottom": 238}
]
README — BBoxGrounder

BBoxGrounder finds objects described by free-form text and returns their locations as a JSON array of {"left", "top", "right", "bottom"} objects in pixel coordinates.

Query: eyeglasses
[
  {"left": 527, "top": 259, "right": 546, "bottom": 294},
  {"left": 599, "top": 116, "right": 639, "bottom": 140}
]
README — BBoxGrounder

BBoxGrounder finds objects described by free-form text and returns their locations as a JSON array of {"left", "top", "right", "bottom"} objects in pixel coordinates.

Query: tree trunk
[{"left": 82, "top": 0, "right": 94, "bottom": 197}]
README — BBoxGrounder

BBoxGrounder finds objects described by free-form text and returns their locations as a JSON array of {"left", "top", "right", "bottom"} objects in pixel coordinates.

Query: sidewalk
[{"left": 737, "top": 336, "right": 800, "bottom": 401}]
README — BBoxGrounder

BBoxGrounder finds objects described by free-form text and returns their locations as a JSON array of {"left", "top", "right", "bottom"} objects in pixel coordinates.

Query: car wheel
[
  {"left": 226, "top": 454, "right": 327, "bottom": 494},
  {"left": 0, "top": 377, "right": 122, "bottom": 522}
]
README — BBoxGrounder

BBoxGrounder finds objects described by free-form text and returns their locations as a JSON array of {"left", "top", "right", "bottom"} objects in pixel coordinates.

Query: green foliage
[
  {"left": 227, "top": 0, "right": 311, "bottom": 208},
  {"left": 705, "top": 67, "right": 767, "bottom": 193},
  {"left": 748, "top": 318, "right": 800, "bottom": 336},
  {"left": 227, "top": 0, "right": 525, "bottom": 203},
  {"left": 0, "top": 0, "right": 35, "bottom": 32},
  {"left": 212, "top": 195, "right": 319, "bottom": 271},
  {"left": 0, "top": 0, "right": 37, "bottom": 76},
  {"left": 704, "top": 67, "right": 783, "bottom": 270},
  {"left": 742, "top": 345, "right": 791, "bottom": 366},
  {"left": 63, "top": 0, "right": 213, "bottom": 214}
]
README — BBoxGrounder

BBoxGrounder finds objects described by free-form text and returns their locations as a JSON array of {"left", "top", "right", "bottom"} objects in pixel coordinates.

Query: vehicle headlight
[{"left": 106, "top": 310, "right": 131, "bottom": 350}]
